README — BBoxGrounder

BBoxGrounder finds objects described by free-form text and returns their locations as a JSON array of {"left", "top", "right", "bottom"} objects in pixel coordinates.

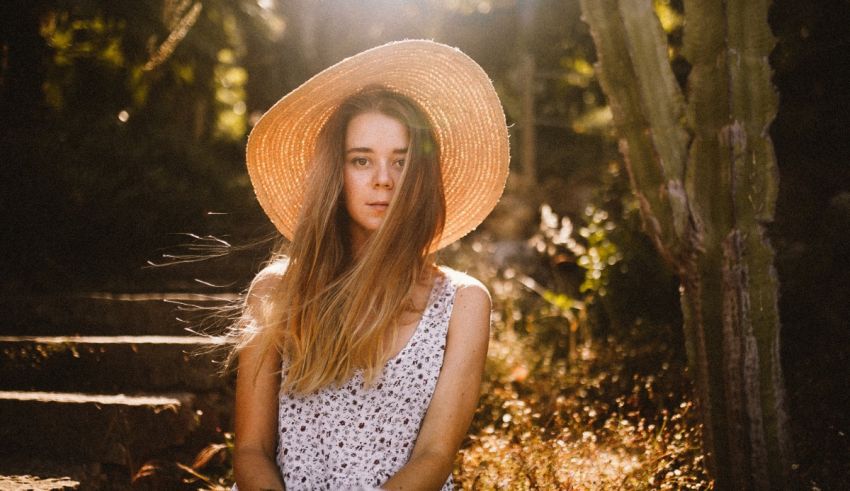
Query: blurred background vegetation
[{"left": 1, "top": 0, "right": 848, "bottom": 488}]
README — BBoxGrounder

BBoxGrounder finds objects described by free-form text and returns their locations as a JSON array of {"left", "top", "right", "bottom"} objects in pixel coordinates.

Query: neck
[{"left": 349, "top": 227, "right": 371, "bottom": 258}]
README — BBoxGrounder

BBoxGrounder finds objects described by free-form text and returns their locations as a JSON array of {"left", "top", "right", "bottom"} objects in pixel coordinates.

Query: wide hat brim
[{"left": 246, "top": 39, "right": 510, "bottom": 250}]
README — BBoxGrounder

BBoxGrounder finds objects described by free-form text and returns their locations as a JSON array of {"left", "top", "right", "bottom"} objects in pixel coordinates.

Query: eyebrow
[{"left": 345, "top": 147, "right": 408, "bottom": 155}]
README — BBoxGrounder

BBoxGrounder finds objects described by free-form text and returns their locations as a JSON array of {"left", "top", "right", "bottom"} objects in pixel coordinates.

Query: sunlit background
[{"left": 1, "top": 0, "right": 848, "bottom": 488}]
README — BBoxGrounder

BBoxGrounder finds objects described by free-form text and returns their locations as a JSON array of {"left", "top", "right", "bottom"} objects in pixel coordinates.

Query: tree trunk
[
  {"left": 579, "top": 0, "right": 792, "bottom": 488},
  {"left": 518, "top": 0, "right": 537, "bottom": 185}
]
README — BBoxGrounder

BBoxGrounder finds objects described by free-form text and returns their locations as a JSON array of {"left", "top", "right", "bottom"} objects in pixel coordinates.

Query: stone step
[
  {"left": 0, "top": 292, "right": 240, "bottom": 336},
  {"left": 0, "top": 460, "right": 85, "bottom": 491},
  {"left": 0, "top": 474, "right": 80, "bottom": 491},
  {"left": 0, "top": 390, "right": 199, "bottom": 465},
  {"left": 0, "top": 335, "right": 232, "bottom": 393}
]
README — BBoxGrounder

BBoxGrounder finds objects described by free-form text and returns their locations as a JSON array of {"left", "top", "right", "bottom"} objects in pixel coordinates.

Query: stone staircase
[{"left": 0, "top": 293, "right": 238, "bottom": 490}]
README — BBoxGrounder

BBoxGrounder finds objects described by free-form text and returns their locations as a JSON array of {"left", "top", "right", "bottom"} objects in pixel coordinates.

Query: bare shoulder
[
  {"left": 247, "top": 258, "right": 288, "bottom": 301},
  {"left": 441, "top": 268, "right": 491, "bottom": 340},
  {"left": 255, "top": 258, "right": 288, "bottom": 285},
  {"left": 442, "top": 268, "right": 491, "bottom": 308}
]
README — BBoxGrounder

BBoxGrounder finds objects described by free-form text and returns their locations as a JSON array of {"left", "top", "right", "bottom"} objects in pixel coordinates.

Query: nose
[{"left": 373, "top": 161, "right": 394, "bottom": 189}]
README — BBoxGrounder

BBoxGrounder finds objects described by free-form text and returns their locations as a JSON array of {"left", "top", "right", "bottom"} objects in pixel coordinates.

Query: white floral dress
[{"left": 273, "top": 267, "right": 466, "bottom": 490}]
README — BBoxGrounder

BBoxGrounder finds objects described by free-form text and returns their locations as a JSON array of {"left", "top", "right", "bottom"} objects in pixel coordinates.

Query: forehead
[{"left": 345, "top": 112, "right": 409, "bottom": 148}]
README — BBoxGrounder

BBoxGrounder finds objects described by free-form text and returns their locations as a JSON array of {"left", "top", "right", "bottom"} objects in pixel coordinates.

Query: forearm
[
  {"left": 233, "top": 447, "right": 286, "bottom": 491},
  {"left": 380, "top": 450, "right": 453, "bottom": 491}
]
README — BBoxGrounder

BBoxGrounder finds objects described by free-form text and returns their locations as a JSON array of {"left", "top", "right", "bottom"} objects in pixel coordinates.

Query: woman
[{"left": 231, "top": 40, "right": 509, "bottom": 490}]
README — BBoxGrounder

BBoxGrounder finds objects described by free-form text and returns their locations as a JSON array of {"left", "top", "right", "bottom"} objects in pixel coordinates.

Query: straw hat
[{"left": 246, "top": 39, "right": 510, "bottom": 250}]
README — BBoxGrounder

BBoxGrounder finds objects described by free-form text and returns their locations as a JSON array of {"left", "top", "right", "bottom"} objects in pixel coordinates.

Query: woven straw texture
[{"left": 246, "top": 39, "right": 510, "bottom": 250}]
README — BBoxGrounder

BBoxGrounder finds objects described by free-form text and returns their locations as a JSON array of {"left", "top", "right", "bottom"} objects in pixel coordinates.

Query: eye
[
  {"left": 350, "top": 157, "right": 369, "bottom": 167},
  {"left": 393, "top": 158, "right": 406, "bottom": 168}
]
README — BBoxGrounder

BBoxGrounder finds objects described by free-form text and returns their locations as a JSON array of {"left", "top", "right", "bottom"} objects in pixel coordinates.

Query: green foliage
[
  {"left": 39, "top": 12, "right": 126, "bottom": 111},
  {"left": 1, "top": 1, "right": 280, "bottom": 289},
  {"left": 213, "top": 49, "right": 248, "bottom": 141},
  {"left": 524, "top": 163, "right": 681, "bottom": 336}
]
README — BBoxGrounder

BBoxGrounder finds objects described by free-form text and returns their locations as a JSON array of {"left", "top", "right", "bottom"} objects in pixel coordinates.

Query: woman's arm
[
  {"left": 233, "top": 338, "right": 285, "bottom": 491},
  {"left": 381, "top": 281, "right": 491, "bottom": 490},
  {"left": 233, "top": 272, "right": 287, "bottom": 491}
]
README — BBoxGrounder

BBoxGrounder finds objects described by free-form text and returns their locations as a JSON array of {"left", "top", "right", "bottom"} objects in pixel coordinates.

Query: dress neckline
[{"left": 384, "top": 268, "right": 445, "bottom": 364}]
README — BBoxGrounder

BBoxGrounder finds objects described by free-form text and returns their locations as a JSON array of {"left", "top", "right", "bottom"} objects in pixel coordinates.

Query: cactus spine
[{"left": 579, "top": 0, "right": 791, "bottom": 488}]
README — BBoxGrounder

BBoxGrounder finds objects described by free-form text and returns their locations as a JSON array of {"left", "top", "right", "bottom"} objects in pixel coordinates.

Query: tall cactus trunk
[{"left": 579, "top": 0, "right": 791, "bottom": 488}]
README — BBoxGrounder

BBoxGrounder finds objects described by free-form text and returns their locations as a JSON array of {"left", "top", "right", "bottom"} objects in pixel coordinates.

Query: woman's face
[{"left": 343, "top": 111, "right": 410, "bottom": 250}]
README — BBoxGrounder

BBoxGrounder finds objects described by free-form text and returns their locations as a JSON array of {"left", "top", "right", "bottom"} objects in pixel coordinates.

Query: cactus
[{"left": 579, "top": 0, "right": 791, "bottom": 488}]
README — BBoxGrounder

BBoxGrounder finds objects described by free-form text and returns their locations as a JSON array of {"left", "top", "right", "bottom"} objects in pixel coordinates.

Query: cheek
[
  {"left": 342, "top": 170, "right": 355, "bottom": 198},
  {"left": 342, "top": 169, "right": 369, "bottom": 209},
  {"left": 392, "top": 166, "right": 405, "bottom": 182}
]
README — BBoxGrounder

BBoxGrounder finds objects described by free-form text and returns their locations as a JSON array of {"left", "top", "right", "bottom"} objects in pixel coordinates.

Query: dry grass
[{"left": 453, "top": 316, "right": 711, "bottom": 490}]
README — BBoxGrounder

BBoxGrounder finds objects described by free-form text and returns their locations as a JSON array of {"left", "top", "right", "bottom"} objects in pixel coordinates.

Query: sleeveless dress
[{"left": 274, "top": 267, "right": 464, "bottom": 490}]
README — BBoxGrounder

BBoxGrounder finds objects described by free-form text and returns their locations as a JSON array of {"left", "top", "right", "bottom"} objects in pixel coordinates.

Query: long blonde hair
[{"left": 230, "top": 87, "right": 446, "bottom": 394}]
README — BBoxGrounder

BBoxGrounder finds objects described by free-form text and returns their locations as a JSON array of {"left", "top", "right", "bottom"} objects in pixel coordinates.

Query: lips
[{"left": 368, "top": 201, "right": 389, "bottom": 211}]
